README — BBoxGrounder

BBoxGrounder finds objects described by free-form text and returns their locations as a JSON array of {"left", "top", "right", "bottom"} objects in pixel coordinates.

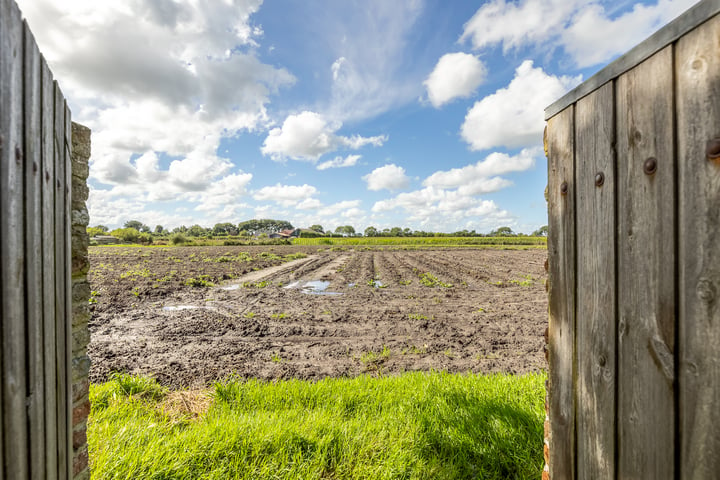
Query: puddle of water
[{"left": 284, "top": 280, "right": 343, "bottom": 296}]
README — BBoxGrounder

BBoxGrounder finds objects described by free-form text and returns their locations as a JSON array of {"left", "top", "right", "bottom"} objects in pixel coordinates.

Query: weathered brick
[
  {"left": 73, "top": 281, "right": 91, "bottom": 303},
  {"left": 73, "top": 398, "right": 90, "bottom": 425},
  {"left": 73, "top": 378, "right": 89, "bottom": 404},
  {"left": 72, "top": 355, "right": 91, "bottom": 381},
  {"left": 73, "top": 445, "right": 89, "bottom": 476},
  {"left": 72, "top": 327, "right": 90, "bottom": 355},
  {"left": 73, "top": 422, "right": 87, "bottom": 449}
]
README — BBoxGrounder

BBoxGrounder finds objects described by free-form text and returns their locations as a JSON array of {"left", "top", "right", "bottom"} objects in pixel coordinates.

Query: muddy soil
[{"left": 88, "top": 246, "right": 548, "bottom": 388}]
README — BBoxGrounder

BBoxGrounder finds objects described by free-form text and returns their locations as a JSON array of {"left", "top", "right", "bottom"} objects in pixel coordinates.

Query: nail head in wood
[
  {"left": 706, "top": 138, "right": 720, "bottom": 160},
  {"left": 595, "top": 172, "right": 605, "bottom": 187},
  {"left": 643, "top": 157, "right": 658, "bottom": 175}
]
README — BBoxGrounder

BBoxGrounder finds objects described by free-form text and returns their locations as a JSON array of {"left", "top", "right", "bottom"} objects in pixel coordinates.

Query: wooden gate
[
  {"left": 545, "top": 1, "right": 720, "bottom": 478},
  {"left": 1, "top": 0, "right": 74, "bottom": 478}
]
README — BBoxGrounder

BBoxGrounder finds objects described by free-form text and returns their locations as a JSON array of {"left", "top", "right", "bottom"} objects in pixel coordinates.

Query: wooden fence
[
  {"left": 545, "top": 0, "right": 720, "bottom": 478},
  {"left": 1, "top": 0, "right": 74, "bottom": 478}
]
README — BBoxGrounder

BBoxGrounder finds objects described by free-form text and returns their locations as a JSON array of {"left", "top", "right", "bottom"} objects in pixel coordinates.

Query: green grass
[
  {"left": 292, "top": 236, "right": 547, "bottom": 247},
  {"left": 88, "top": 371, "right": 546, "bottom": 479}
]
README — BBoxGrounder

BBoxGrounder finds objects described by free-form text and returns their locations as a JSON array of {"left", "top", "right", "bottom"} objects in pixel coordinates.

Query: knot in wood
[
  {"left": 560, "top": 181, "right": 568, "bottom": 195},
  {"left": 696, "top": 278, "right": 716, "bottom": 304}
]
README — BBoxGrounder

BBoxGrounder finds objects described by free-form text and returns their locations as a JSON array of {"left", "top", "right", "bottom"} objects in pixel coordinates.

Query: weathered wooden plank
[
  {"left": 546, "top": 106, "right": 576, "bottom": 480},
  {"left": 63, "top": 102, "right": 73, "bottom": 480},
  {"left": 616, "top": 46, "right": 675, "bottom": 479},
  {"left": 22, "top": 20, "right": 46, "bottom": 480},
  {"left": 0, "top": 0, "right": 29, "bottom": 478},
  {"left": 574, "top": 82, "right": 616, "bottom": 479},
  {"left": 676, "top": 13, "right": 720, "bottom": 479},
  {"left": 546, "top": 0, "right": 720, "bottom": 119},
  {"left": 40, "top": 58, "right": 58, "bottom": 480},
  {"left": 53, "top": 81, "right": 69, "bottom": 480}
]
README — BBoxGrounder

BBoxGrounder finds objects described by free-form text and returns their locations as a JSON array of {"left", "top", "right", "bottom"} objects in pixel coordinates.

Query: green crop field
[
  {"left": 292, "top": 236, "right": 547, "bottom": 247},
  {"left": 89, "top": 371, "right": 546, "bottom": 480}
]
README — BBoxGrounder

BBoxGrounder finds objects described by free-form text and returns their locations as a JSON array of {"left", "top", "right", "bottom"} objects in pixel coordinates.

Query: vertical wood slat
[
  {"left": 616, "top": 45, "right": 676, "bottom": 479},
  {"left": 64, "top": 103, "right": 73, "bottom": 480},
  {"left": 574, "top": 82, "right": 617, "bottom": 480},
  {"left": 1, "top": 0, "right": 28, "bottom": 478},
  {"left": 22, "top": 20, "right": 45, "bottom": 480},
  {"left": 53, "top": 81, "right": 69, "bottom": 480},
  {"left": 546, "top": 106, "right": 576, "bottom": 480},
  {"left": 676, "top": 13, "right": 720, "bottom": 478},
  {"left": 40, "top": 59, "right": 58, "bottom": 480}
]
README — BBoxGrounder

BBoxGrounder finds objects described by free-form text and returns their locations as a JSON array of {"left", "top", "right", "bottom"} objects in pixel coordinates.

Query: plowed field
[{"left": 88, "top": 246, "right": 548, "bottom": 388}]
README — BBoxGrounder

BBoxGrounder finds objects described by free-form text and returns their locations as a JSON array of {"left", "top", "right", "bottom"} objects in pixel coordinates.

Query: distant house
[
  {"left": 269, "top": 228, "right": 300, "bottom": 239},
  {"left": 91, "top": 235, "right": 121, "bottom": 245}
]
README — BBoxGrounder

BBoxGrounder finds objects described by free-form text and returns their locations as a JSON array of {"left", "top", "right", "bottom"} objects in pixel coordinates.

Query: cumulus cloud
[
  {"left": 16, "top": 0, "right": 295, "bottom": 225},
  {"left": 372, "top": 186, "right": 513, "bottom": 229},
  {"left": 261, "top": 111, "right": 387, "bottom": 161},
  {"left": 460, "top": 61, "right": 581, "bottom": 151},
  {"left": 460, "top": 0, "right": 698, "bottom": 68},
  {"left": 317, "top": 155, "right": 362, "bottom": 171},
  {"left": 363, "top": 164, "right": 410, "bottom": 191},
  {"left": 253, "top": 183, "right": 319, "bottom": 207},
  {"left": 424, "top": 147, "right": 539, "bottom": 195},
  {"left": 424, "top": 52, "right": 487, "bottom": 108}
]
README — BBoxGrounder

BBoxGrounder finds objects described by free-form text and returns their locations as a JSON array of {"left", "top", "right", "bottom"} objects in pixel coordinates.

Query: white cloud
[
  {"left": 460, "top": 61, "right": 581, "bottom": 151},
  {"left": 561, "top": 0, "right": 699, "bottom": 68},
  {"left": 253, "top": 183, "right": 319, "bottom": 207},
  {"left": 363, "top": 164, "right": 410, "bottom": 191},
  {"left": 424, "top": 52, "right": 487, "bottom": 108},
  {"left": 317, "top": 155, "right": 362, "bottom": 171},
  {"left": 16, "top": 0, "right": 295, "bottom": 225},
  {"left": 424, "top": 147, "right": 539, "bottom": 195},
  {"left": 261, "top": 111, "right": 387, "bottom": 161},
  {"left": 460, "top": 0, "right": 699, "bottom": 68},
  {"left": 371, "top": 186, "right": 513, "bottom": 229}
]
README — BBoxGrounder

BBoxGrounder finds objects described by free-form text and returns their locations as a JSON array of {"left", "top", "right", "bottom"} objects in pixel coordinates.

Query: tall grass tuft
[{"left": 89, "top": 371, "right": 546, "bottom": 479}]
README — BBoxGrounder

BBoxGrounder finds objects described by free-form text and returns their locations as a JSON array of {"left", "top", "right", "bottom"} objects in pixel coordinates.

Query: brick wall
[{"left": 70, "top": 122, "right": 91, "bottom": 480}]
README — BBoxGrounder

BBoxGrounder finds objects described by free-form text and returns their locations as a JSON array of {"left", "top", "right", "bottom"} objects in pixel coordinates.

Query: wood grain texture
[
  {"left": 53, "top": 81, "right": 69, "bottom": 480},
  {"left": 40, "top": 58, "right": 58, "bottom": 480},
  {"left": 1, "top": 0, "right": 29, "bottom": 478},
  {"left": 546, "top": 106, "right": 576, "bottom": 480},
  {"left": 574, "top": 82, "right": 617, "bottom": 480},
  {"left": 63, "top": 103, "right": 73, "bottom": 480},
  {"left": 616, "top": 45, "right": 675, "bottom": 479},
  {"left": 676, "top": 13, "right": 720, "bottom": 479},
  {"left": 22, "top": 20, "right": 46, "bottom": 480}
]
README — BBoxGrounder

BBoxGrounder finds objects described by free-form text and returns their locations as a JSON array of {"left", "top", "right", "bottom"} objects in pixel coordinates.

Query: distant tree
[
  {"left": 110, "top": 227, "right": 141, "bottom": 243},
  {"left": 124, "top": 220, "right": 144, "bottom": 231},
  {"left": 309, "top": 224, "right": 324, "bottom": 234},
  {"left": 213, "top": 222, "right": 238, "bottom": 236},
  {"left": 334, "top": 225, "right": 356, "bottom": 236},
  {"left": 490, "top": 226, "right": 514, "bottom": 236},
  {"left": 86, "top": 226, "right": 105, "bottom": 237},
  {"left": 389, "top": 227, "right": 403, "bottom": 237},
  {"left": 532, "top": 225, "right": 549, "bottom": 237},
  {"left": 403, "top": 227, "right": 413, "bottom": 237},
  {"left": 95, "top": 225, "right": 109, "bottom": 233},
  {"left": 187, "top": 224, "right": 208, "bottom": 237},
  {"left": 237, "top": 219, "right": 293, "bottom": 235},
  {"left": 173, "top": 225, "right": 188, "bottom": 234},
  {"left": 154, "top": 225, "right": 165, "bottom": 235},
  {"left": 364, "top": 226, "right": 378, "bottom": 237}
]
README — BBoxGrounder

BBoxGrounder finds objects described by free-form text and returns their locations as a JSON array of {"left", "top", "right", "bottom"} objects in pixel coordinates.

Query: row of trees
[{"left": 88, "top": 219, "right": 549, "bottom": 240}]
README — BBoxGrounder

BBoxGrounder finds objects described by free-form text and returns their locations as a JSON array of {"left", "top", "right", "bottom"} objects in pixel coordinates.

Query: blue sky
[{"left": 17, "top": 0, "right": 698, "bottom": 234}]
